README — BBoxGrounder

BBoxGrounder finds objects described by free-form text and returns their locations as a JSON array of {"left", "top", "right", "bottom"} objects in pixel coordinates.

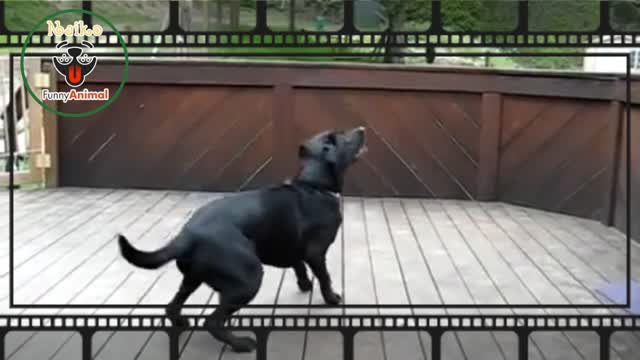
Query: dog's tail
[{"left": 118, "top": 234, "right": 183, "bottom": 270}]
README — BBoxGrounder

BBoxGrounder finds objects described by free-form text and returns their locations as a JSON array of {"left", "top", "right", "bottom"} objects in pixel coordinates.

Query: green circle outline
[{"left": 20, "top": 9, "right": 129, "bottom": 118}]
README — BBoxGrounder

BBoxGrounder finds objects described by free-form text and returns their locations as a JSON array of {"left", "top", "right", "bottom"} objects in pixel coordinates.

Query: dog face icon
[{"left": 52, "top": 41, "right": 97, "bottom": 88}]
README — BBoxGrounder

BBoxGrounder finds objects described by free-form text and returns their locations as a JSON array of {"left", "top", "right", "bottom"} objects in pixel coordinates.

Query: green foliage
[
  {"left": 5, "top": 0, "right": 81, "bottom": 31},
  {"left": 305, "top": 0, "right": 344, "bottom": 18},
  {"left": 611, "top": 0, "right": 640, "bottom": 31},
  {"left": 441, "top": 0, "right": 484, "bottom": 31},
  {"left": 502, "top": 48, "right": 584, "bottom": 70},
  {"left": 240, "top": 0, "right": 257, "bottom": 9},
  {"left": 528, "top": 0, "right": 600, "bottom": 32}
]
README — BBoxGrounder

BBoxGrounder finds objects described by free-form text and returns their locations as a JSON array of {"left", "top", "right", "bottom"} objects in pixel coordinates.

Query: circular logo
[{"left": 20, "top": 9, "right": 129, "bottom": 118}]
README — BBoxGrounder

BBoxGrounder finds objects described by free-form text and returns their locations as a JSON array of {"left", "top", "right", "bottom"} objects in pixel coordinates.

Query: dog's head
[{"left": 295, "top": 127, "right": 367, "bottom": 193}]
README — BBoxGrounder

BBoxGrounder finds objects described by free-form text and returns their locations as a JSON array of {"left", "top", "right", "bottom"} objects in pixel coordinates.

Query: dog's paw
[
  {"left": 297, "top": 278, "right": 313, "bottom": 292},
  {"left": 323, "top": 291, "right": 342, "bottom": 305},
  {"left": 231, "top": 336, "right": 257, "bottom": 353}
]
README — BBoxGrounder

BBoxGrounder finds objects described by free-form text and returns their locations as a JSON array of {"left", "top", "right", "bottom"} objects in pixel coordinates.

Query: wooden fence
[{"left": 42, "top": 60, "right": 638, "bottom": 239}]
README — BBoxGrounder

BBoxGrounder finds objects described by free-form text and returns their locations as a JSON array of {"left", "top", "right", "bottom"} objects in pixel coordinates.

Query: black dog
[{"left": 118, "top": 127, "right": 367, "bottom": 352}]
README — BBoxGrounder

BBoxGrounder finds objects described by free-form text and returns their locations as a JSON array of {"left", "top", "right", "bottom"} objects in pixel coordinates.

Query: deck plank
[
  {"left": 504, "top": 204, "right": 640, "bottom": 358},
  {"left": 342, "top": 198, "right": 385, "bottom": 360},
  {"left": 12, "top": 190, "right": 165, "bottom": 305},
  {"left": 0, "top": 188, "right": 77, "bottom": 230},
  {"left": 304, "top": 222, "right": 344, "bottom": 360},
  {"left": 1, "top": 188, "right": 115, "bottom": 259},
  {"left": 478, "top": 202, "right": 594, "bottom": 308},
  {"left": 0, "top": 189, "right": 635, "bottom": 360},
  {"left": 361, "top": 198, "right": 427, "bottom": 360},
  {"left": 266, "top": 253, "right": 314, "bottom": 360},
  {"left": 0, "top": 188, "right": 56, "bottom": 206},
  {"left": 499, "top": 203, "right": 612, "bottom": 306},
  {"left": 93, "top": 192, "right": 218, "bottom": 360},
  {"left": 401, "top": 199, "right": 473, "bottom": 359},
  {"left": 440, "top": 200, "right": 547, "bottom": 360},
  {"left": 121, "top": 192, "right": 220, "bottom": 360},
  {"left": 6, "top": 191, "right": 183, "bottom": 359},
  {"left": 6, "top": 189, "right": 123, "bottom": 282},
  {"left": 421, "top": 200, "right": 514, "bottom": 360},
  {"left": 465, "top": 201, "right": 606, "bottom": 359}
]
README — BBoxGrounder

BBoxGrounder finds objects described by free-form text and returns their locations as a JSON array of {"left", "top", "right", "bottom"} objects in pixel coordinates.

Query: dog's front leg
[{"left": 306, "top": 256, "right": 341, "bottom": 305}]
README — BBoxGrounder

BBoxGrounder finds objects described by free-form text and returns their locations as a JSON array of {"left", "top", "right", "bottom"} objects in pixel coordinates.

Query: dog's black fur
[{"left": 118, "top": 127, "right": 367, "bottom": 352}]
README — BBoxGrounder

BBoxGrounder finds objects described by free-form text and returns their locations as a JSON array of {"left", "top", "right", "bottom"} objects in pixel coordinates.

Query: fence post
[
  {"left": 25, "top": 58, "right": 46, "bottom": 186},
  {"left": 602, "top": 100, "right": 623, "bottom": 226},
  {"left": 476, "top": 92, "right": 503, "bottom": 201},
  {"left": 41, "top": 62, "right": 58, "bottom": 188}
]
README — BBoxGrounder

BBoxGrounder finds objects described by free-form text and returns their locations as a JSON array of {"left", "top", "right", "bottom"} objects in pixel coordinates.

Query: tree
[
  {"left": 290, "top": 0, "right": 296, "bottom": 31},
  {"left": 366, "top": 0, "right": 602, "bottom": 67},
  {"left": 372, "top": 0, "right": 415, "bottom": 63},
  {"left": 611, "top": 0, "right": 640, "bottom": 31}
]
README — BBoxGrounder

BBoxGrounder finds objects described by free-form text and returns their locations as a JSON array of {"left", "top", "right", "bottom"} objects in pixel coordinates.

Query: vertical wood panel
[
  {"left": 273, "top": 83, "right": 296, "bottom": 179},
  {"left": 601, "top": 101, "right": 622, "bottom": 226},
  {"left": 25, "top": 59, "right": 45, "bottom": 185},
  {"left": 497, "top": 95, "right": 611, "bottom": 220},
  {"left": 50, "top": 63, "right": 633, "bottom": 229},
  {"left": 476, "top": 93, "right": 502, "bottom": 201},
  {"left": 614, "top": 105, "right": 640, "bottom": 241}
]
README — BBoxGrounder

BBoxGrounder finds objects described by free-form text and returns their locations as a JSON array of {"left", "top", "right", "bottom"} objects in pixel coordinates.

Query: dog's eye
[{"left": 327, "top": 133, "right": 337, "bottom": 145}]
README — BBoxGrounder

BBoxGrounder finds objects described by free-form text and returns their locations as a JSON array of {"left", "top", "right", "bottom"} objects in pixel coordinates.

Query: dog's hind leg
[
  {"left": 166, "top": 277, "right": 201, "bottom": 328},
  {"left": 204, "top": 266, "right": 263, "bottom": 352},
  {"left": 205, "top": 295, "right": 257, "bottom": 352},
  {"left": 293, "top": 261, "right": 312, "bottom": 292}
]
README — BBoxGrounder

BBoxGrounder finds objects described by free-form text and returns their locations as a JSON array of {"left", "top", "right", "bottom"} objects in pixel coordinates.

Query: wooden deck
[{"left": 1, "top": 187, "right": 639, "bottom": 359}]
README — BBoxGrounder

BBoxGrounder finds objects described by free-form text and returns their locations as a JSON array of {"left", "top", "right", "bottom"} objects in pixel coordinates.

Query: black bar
[
  {"left": 81, "top": 331, "right": 92, "bottom": 360},
  {"left": 0, "top": 330, "right": 5, "bottom": 360},
  {"left": 431, "top": 330, "right": 442, "bottom": 360},
  {"left": 169, "top": 330, "right": 180, "bottom": 360},
  {"left": 343, "top": 329, "right": 355, "bottom": 360},
  {"left": 600, "top": 331, "right": 611, "bottom": 360},
  {"left": 0, "top": 1, "right": 8, "bottom": 33},
  {"left": 598, "top": 1, "right": 613, "bottom": 34},
  {"left": 430, "top": 0, "right": 443, "bottom": 34},
  {"left": 254, "top": 0, "right": 268, "bottom": 33},
  {"left": 516, "top": 0, "right": 529, "bottom": 33},
  {"left": 341, "top": 0, "right": 356, "bottom": 33},
  {"left": 255, "top": 330, "right": 269, "bottom": 360},
  {"left": 8, "top": 54, "right": 14, "bottom": 309},
  {"left": 626, "top": 53, "right": 631, "bottom": 308},
  {"left": 166, "top": 0, "right": 182, "bottom": 34},
  {"left": 82, "top": 1, "right": 92, "bottom": 27},
  {"left": 518, "top": 331, "right": 530, "bottom": 360}
]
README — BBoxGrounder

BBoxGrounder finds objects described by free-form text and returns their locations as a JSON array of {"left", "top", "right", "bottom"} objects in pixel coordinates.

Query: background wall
[{"left": 50, "top": 61, "right": 638, "bottom": 239}]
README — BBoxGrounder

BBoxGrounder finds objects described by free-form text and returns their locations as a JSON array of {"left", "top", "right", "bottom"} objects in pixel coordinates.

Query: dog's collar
[{"left": 283, "top": 178, "right": 341, "bottom": 199}]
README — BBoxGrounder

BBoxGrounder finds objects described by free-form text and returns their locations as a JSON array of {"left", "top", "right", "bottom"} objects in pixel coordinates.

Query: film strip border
[
  {"left": 2, "top": 0, "right": 640, "bottom": 48},
  {"left": 0, "top": 314, "right": 638, "bottom": 360}
]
